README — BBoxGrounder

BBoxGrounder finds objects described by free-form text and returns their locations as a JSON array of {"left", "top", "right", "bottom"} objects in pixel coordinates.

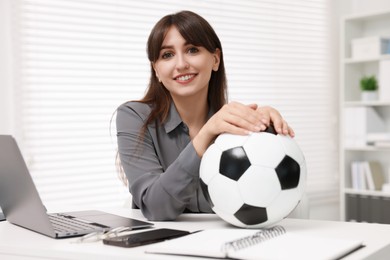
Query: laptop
[{"left": 0, "top": 135, "right": 153, "bottom": 238}]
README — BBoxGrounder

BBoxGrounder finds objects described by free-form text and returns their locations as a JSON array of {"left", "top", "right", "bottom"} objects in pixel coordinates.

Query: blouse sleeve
[{"left": 116, "top": 102, "right": 201, "bottom": 221}]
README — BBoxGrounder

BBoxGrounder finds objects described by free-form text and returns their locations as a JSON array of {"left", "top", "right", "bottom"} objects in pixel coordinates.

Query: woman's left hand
[{"left": 253, "top": 105, "right": 295, "bottom": 137}]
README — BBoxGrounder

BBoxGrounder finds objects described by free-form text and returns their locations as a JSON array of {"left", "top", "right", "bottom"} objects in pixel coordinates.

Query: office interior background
[{"left": 1, "top": 0, "right": 389, "bottom": 221}]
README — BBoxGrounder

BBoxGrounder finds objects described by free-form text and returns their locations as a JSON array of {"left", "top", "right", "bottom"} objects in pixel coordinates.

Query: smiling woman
[{"left": 116, "top": 10, "right": 294, "bottom": 221}]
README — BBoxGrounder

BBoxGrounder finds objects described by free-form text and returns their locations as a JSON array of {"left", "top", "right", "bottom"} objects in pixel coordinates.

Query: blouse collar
[{"left": 163, "top": 102, "right": 214, "bottom": 134}]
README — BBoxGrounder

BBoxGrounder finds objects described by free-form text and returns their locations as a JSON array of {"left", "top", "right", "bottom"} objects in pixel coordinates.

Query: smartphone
[{"left": 102, "top": 228, "right": 191, "bottom": 248}]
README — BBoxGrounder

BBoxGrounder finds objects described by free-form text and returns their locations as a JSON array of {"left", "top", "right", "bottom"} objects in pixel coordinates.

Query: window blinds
[{"left": 13, "top": 0, "right": 338, "bottom": 208}]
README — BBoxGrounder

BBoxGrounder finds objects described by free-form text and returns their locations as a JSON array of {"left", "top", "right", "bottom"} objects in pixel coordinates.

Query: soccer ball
[{"left": 199, "top": 126, "right": 306, "bottom": 228}]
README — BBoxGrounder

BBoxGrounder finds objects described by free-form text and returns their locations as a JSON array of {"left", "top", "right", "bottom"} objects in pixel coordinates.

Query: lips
[{"left": 174, "top": 74, "right": 196, "bottom": 83}]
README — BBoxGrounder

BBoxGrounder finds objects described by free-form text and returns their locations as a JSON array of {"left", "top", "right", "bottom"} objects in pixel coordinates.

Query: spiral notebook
[{"left": 146, "top": 226, "right": 364, "bottom": 260}]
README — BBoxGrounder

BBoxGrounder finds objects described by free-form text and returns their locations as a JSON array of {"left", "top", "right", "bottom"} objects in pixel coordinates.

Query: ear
[
  {"left": 212, "top": 48, "right": 221, "bottom": 72},
  {"left": 152, "top": 62, "right": 161, "bottom": 82}
]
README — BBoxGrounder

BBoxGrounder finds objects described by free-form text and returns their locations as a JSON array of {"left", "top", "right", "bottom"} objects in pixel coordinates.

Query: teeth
[{"left": 177, "top": 75, "right": 194, "bottom": 81}]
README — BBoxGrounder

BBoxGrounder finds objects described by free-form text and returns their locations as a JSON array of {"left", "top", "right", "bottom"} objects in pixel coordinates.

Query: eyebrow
[
  {"left": 160, "top": 45, "right": 173, "bottom": 51},
  {"left": 160, "top": 41, "right": 191, "bottom": 51}
]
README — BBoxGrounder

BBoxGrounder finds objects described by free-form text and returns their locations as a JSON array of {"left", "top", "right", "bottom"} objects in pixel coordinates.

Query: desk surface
[{"left": 1, "top": 207, "right": 390, "bottom": 260}]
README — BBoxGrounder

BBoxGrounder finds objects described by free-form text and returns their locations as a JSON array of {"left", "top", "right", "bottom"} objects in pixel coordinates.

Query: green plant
[{"left": 360, "top": 75, "right": 378, "bottom": 91}]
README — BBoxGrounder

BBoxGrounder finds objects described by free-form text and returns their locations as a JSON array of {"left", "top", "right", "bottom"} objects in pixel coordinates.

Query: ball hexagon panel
[
  {"left": 212, "top": 206, "right": 247, "bottom": 228},
  {"left": 199, "top": 144, "right": 222, "bottom": 185},
  {"left": 199, "top": 179, "right": 213, "bottom": 208},
  {"left": 219, "top": 146, "right": 251, "bottom": 181},
  {"left": 266, "top": 188, "right": 302, "bottom": 225},
  {"left": 234, "top": 203, "right": 268, "bottom": 226},
  {"left": 264, "top": 124, "right": 277, "bottom": 135},
  {"left": 214, "top": 133, "right": 249, "bottom": 151},
  {"left": 207, "top": 173, "right": 244, "bottom": 215},
  {"left": 237, "top": 166, "right": 281, "bottom": 207},
  {"left": 243, "top": 133, "right": 286, "bottom": 168},
  {"left": 275, "top": 155, "right": 301, "bottom": 190},
  {"left": 278, "top": 135, "right": 305, "bottom": 164}
]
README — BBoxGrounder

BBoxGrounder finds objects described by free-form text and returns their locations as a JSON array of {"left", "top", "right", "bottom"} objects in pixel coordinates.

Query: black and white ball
[{"left": 200, "top": 127, "right": 306, "bottom": 228}]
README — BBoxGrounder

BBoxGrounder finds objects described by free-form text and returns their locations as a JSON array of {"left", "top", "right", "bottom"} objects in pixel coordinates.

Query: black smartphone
[{"left": 102, "top": 228, "right": 191, "bottom": 248}]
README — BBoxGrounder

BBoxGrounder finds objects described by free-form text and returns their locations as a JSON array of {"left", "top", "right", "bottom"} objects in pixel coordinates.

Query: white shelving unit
[{"left": 340, "top": 10, "right": 390, "bottom": 223}]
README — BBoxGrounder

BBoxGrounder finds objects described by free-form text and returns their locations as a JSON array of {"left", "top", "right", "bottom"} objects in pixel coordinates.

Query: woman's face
[{"left": 153, "top": 26, "right": 220, "bottom": 101}]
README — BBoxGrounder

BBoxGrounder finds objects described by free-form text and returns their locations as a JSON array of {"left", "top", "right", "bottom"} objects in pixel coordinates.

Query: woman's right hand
[
  {"left": 193, "top": 102, "right": 266, "bottom": 157},
  {"left": 206, "top": 101, "right": 267, "bottom": 136}
]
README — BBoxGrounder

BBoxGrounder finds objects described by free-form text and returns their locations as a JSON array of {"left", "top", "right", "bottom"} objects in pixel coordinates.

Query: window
[{"left": 10, "top": 0, "right": 338, "bottom": 208}]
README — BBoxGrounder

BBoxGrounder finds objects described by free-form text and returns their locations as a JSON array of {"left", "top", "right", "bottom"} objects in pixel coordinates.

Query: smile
[{"left": 174, "top": 74, "right": 196, "bottom": 82}]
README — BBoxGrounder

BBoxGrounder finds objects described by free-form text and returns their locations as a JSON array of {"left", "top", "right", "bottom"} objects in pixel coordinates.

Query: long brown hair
[{"left": 140, "top": 10, "right": 228, "bottom": 133}]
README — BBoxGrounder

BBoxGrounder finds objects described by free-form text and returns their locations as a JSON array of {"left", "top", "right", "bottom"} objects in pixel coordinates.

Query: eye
[
  {"left": 161, "top": 52, "right": 174, "bottom": 59},
  {"left": 187, "top": 47, "right": 199, "bottom": 54}
]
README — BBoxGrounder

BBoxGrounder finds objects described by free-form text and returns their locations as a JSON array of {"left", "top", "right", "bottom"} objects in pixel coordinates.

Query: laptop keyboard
[{"left": 48, "top": 214, "right": 102, "bottom": 233}]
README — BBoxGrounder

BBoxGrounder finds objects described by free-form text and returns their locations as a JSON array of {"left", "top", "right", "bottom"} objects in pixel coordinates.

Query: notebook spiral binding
[{"left": 222, "top": 225, "right": 286, "bottom": 253}]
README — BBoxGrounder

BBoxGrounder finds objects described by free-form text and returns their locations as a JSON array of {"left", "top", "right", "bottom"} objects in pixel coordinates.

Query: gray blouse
[{"left": 116, "top": 101, "right": 213, "bottom": 221}]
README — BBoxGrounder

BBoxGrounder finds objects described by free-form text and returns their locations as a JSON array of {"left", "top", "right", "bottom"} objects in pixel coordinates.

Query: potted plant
[{"left": 360, "top": 75, "right": 378, "bottom": 101}]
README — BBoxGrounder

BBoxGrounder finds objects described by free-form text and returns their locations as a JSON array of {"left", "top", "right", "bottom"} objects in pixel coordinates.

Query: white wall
[
  {"left": 345, "top": 0, "right": 390, "bottom": 14},
  {"left": 303, "top": 0, "right": 342, "bottom": 221},
  {"left": 0, "top": 0, "right": 15, "bottom": 135}
]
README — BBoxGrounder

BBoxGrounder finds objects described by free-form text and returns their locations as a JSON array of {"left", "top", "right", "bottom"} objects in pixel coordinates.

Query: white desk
[{"left": 1, "top": 208, "right": 390, "bottom": 260}]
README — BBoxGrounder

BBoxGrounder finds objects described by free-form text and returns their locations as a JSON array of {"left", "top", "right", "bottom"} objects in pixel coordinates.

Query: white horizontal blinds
[
  {"left": 17, "top": 0, "right": 157, "bottom": 208},
  {"left": 17, "top": 0, "right": 336, "bottom": 208},
  {"left": 210, "top": 0, "right": 337, "bottom": 191}
]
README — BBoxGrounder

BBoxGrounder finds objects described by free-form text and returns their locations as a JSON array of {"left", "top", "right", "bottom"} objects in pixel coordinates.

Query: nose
[{"left": 175, "top": 53, "right": 189, "bottom": 70}]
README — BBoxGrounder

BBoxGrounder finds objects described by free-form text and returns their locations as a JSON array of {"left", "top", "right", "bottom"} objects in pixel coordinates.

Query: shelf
[
  {"left": 344, "top": 188, "right": 390, "bottom": 198},
  {"left": 344, "top": 101, "right": 390, "bottom": 106},
  {"left": 341, "top": 9, "right": 390, "bottom": 222},
  {"left": 343, "top": 9, "right": 390, "bottom": 22},
  {"left": 344, "top": 146, "right": 390, "bottom": 152},
  {"left": 344, "top": 54, "right": 390, "bottom": 64}
]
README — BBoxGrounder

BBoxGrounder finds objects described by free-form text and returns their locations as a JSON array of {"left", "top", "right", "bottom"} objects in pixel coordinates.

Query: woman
[{"left": 116, "top": 10, "right": 294, "bottom": 221}]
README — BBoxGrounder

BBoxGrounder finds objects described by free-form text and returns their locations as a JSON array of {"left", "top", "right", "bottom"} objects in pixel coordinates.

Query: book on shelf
[
  {"left": 365, "top": 161, "right": 385, "bottom": 191},
  {"left": 351, "top": 162, "right": 359, "bottom": 190},
  {"left": 351, "top": 161, "right": 385, "bottom": 191},
  {"left": 145, "top": 226, "right": 363, "bottom": 260},
  {"left": 346, "top": 194, "right": 390, "bottom": 224},
  {"left": 346, "top": 194, "right": 360, "bottom": 222},
  {"left": 343, "top": 107, "right": 385, "bottom": 147},
  {"left": 351, "top": 161, "right": 367, "bottom": 190}
]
